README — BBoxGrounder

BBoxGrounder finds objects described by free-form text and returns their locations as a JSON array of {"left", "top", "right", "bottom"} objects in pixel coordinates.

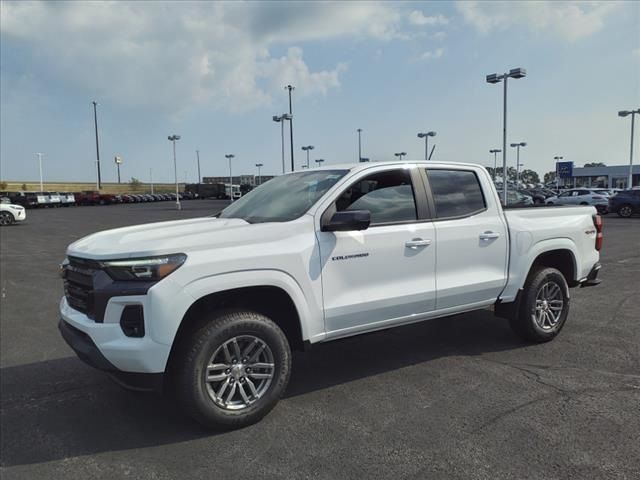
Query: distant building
[
  {"left": 202, "top": 175, "right": 276, "bottom": 186},
  {"left": 567, "top": 165, "right": 640, "bottom": 189}
]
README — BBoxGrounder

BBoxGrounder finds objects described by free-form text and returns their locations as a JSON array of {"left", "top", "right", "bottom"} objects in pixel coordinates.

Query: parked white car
[
  {"left": 0, "top": 199, "right": 27, "bottom": 225},
  {"left": 59, "top": 192, "right": 76, "bottom": 206},
  {"left": 59, "top": 161, "right": 602, "bottom": 429},
  {"left": 546, "top": 188, "right": 609, "bottom": 213}
]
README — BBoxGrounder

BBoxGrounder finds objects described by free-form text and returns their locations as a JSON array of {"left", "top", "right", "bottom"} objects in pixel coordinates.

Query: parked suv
[{"left": 608, "top": 189, "right": 640, "bottom": 218}]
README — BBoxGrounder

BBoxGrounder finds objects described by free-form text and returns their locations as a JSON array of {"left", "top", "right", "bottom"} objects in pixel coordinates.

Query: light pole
[
  {"left": 357, "top": 128, "right": 363, "bottom": 162},
  {"left": 255, "top": 163, "right": 263, "bottom": 186},
  {"left": 92, "top": 101, "right": 102, "bottom": 190},
  {"left": 273, "top": 113, "right": 292, "bottom": 174},
  {"left": 168, "top": 134, "right": 181, "bottom": 210},
  {"left": 301, "top": 145, "right": 314, "bottom": 168},
  {"left": 619, "top": 108, "right": 640, "bottom": 188},
  {"left": 150, "top": 168, "right": 154, "bottom": 194},
  {"left": 417, "top": 131, "right": 436, "bottom": 160},
  {"left": 196, "top": 150, "right": 201, "bottom": 184},
  {"left": 285, "top": 85, "right": 295, "bottom": 172},
  {"left": 394, "top": 152, "right": 407, "bottom": 161},
  {"left": 225, "top": 154, "right": 235, "bottom": 202},
  {"left": 489, "top": 149, "right": 501, "bottom": 181},
  {"left": 553, "top": 155, "right": 563, "bottom": 190},
  {"left": 36, "top": 153, "right": 43, "bottom": 191},
  {"left": 510, "top": 142, "right": 526, "bottom": 187},
  {"left": 486, "top": 67, "right": 527, "bottom": 205},
  {"left": 315, "top": 158, "right": 325, "bottom": 167},
  {"left": 114, "top": 156, "right": 122, "bottom": 183}
]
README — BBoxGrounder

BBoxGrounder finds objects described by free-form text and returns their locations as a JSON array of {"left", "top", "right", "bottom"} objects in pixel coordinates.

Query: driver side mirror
[{"left": 321, "top": 210, "right": 371, "bottom": 232}]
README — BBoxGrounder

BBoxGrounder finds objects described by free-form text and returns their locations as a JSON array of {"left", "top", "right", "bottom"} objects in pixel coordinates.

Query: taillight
[{"left": 593, "top": 214, "right": 603, "bottom": 251}]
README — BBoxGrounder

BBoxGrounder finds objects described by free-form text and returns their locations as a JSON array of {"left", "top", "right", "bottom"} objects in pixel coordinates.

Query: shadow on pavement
[{"left": 0, "top": 310, "right": 524, "bottom": 467}]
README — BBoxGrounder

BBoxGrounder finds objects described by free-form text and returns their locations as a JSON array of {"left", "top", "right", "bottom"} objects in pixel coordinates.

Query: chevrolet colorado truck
[{"left": 59, "top": 161, "right": 602, "bottom": 429}]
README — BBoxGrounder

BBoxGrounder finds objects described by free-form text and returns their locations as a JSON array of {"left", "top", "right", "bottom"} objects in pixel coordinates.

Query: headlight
[{"left": 102, "top": 254, "right": 187, "bottom": 281}]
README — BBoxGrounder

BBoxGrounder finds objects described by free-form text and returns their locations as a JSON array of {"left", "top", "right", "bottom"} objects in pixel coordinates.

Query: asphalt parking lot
[{"left": 1, "top": 202, "right": 639, "bottom": 479}]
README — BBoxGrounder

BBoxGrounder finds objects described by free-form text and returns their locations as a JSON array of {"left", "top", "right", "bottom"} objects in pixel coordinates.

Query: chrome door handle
[
  {"left": 479, "top": 231, "right": 500, "bottom": 240},
  {"left": 405, "top": 238, "right": 432, "bottom": 249}
]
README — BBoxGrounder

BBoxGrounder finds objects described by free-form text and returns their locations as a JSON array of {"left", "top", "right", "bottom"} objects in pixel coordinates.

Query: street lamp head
[
  {"left": 225, "top": 154, "right": 235, "bottom": 159},
  {"left": 272, "top": 115, "right": 281, "bottom": 122},
  {"left": 490, "top": 149, "right": 502, "bottom": 154},
  {"left": 168, "top": 134, "right": 180, "bottom": 141},
  {"left": 510, "top": 143, "right": 518, "bottom": 148},
  {"left": 486, "top": 73, "right": 501, "bottom": 84},
  {"left": 417, "top": 132, "right": 426, "bottom": 138},
  {"left": 618, "top": 110, "right": 630, "bottom": 117},
  {"left": 427, "top": 131, "right": 436, "bottom": 137},
  {"left": 508, "top": 68, "right": 526, "bottom": 79},
  {"left": 285, "top": 85, "right": 295, "bottom": 91},
  {"left": 255, "top": 163, "right": 263, "bottom": 167},
  {"left": 282, "top": 113, "right": 292, "bottom": 120},
  {"left": 357, "top": 128, "right": 362, "bottom": 133}
]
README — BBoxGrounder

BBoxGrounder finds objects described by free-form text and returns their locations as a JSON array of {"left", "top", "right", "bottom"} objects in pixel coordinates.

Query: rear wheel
[
  {"left": 172, "top": 309, "right": 291, "bottom": 430},
  {"left": 510, "top": 267, "right": 570, "bottom": 343},
  {"left": 0, "top": 211, "right": 15, "bottom": 226},
  {"left": 618, "top": 204, "right": 633, "bottom": 218}
]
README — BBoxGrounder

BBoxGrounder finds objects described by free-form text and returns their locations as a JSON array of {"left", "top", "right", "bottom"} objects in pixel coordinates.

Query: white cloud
[
  {"left": 455, "top": 1, "right": 620, "bottom": 41},
  {"left": 421, "top": 48, "right": 445, "bottom": 60},
  {"left": 0, "top": 1, "right": 401, "bottom": 114},
  {"left": 408, "top": 10, "right": 449, "bottom": 26}
]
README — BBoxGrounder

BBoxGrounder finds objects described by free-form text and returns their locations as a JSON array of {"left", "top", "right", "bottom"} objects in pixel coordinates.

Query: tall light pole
[
  {"left": 285, "top": 85, "right": 295, "bottom": 172},
  {"left": 150, "top": 168, "right": 154, "bottom": 194},
  {"left": 489, "top": 149, "right": 501, "bottom": 181},
  {"left": 168, "top": 134, "right": 181, "bottom": 210},
  {"left": 255, "top": 163, "right": 263, "bottom": 186},
  {"left": 394, "top": 152, "right": 407, "bottom": 161},
  {"left": 92, "top": 101, "right": 102, "bottom": 190},
  {"left": 196, "top": 150, "right": 201, "bottom": 184},
  {"left": 273, "top": 113, "right": 292, "bottom": 174},
  {"left": 315, "top": 158, "right": 325, "bottom": 167},
  {"left": 36, "top": 153, "right": 43, "bottom": 191},
  {"left": 301, "top": 145, "right": 314, "bottom": 168},
  {"left": 357, "top": 128, "right": 363, "bottom": 162},
  {"left": 417, "top": 131, "right": 436, "bottom": 160},
  {"left": 553, "top": 155, "right": 563, "bottom": 190},
  {"left": 619, "top": 108, "right": 640, "bottom": 188},
  {"left": 486, "top": 67, "right": 527, "bottom": 205},
  {"left": 510, "top": 142, "right": 526, "bottom": 187},
  {"left": 114, "top": 156, "right": 122, "bottom": 184},
  {"left": 225, "top": 154, "right": 235, "bottom": 202}
]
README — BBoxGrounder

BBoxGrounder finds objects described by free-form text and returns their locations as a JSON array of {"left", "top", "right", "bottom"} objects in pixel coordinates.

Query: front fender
[{"left": 180, "top": 269, "right": 320, "bottom": 343}]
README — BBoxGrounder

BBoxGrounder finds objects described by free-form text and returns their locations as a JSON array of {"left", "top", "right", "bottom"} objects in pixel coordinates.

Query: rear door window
[{"left": 426, "top": 169, "right": 486, "bottom": 218}]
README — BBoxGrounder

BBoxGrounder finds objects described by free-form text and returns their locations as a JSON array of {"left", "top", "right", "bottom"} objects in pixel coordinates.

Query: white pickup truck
[{"left": 59, "top": 161, "right": 602, "bottom": 429}]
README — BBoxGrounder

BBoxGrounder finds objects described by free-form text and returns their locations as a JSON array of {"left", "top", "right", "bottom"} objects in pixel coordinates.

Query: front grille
[{"left": 64, "top": 257, "right": 99, "bottom": 319}]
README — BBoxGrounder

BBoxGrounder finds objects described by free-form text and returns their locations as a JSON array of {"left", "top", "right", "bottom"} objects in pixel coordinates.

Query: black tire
[
  {"left": 172, "top": 309, "right": 291, "bottom": 430},
  {"left": 579, "top": 202, "right": 588, "bottom": 205},
  {"left": 617, "top": 204, "right": 633, "bottom": 218},
  {"left": 510, "top": 267, "right": 570, "bottom": 343},
  {"left": 0, "top": 211, "right": 15, "bottom": 226}
]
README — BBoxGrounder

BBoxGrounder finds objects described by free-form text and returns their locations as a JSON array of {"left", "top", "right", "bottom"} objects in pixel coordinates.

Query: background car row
[{"left": 0, "top": 191, "right": 199, "bottom": 208}]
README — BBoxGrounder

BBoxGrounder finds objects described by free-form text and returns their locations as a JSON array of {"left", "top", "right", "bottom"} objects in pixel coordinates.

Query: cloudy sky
[{"left": 1, "top": 0, "right": 638, "bottom": 183}]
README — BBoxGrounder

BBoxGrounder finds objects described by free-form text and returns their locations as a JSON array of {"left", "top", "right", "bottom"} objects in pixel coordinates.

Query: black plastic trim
[{"left": 580, "top": 262, "right": 602, "bottom": 288}]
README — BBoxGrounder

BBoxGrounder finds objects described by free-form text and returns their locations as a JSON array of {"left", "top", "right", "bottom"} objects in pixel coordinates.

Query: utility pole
[
  {"left": 150, "top": 168, "right": 154, "bottom": 194},
  {"left": 168, "top": 134, "right": 181, "bottom": 210},
  {"left": 92, "top": 101, "right": 102, "bottom": 189},
  {"left": 618, "top": 108, "right": 640, "bottom": 188},
  {"left": 225, "top": 154, "right": 235, "bottom": 202},
  {"left": 196, "top": 150, "right": 201, "bottom": 184},
  {"left": 114, "top": 156, "right": 122, "bottom": 184},
  {"left": 285, "top": 85, "right": 295, "bottom": 172},
  {"left": 357, "top": 128, "right": 362, "bottom": 162}
]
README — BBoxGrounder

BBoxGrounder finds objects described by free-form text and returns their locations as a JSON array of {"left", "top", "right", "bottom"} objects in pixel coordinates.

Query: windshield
[{"left": 219, "top": 169, "right": 348, "bottom": 223}]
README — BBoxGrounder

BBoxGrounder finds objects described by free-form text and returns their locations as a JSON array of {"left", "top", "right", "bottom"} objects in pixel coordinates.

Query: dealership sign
[{"left": 557, "top": 161, "right": 574, "bottom": 179}]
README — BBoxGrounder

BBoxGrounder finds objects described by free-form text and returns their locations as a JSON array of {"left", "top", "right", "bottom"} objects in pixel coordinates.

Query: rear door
[
  {"left": 316, "top": 165, "right": 437, "bottom": 337},
  {"left": 423, "top": 167, "right": 508, "bottom": 310}
]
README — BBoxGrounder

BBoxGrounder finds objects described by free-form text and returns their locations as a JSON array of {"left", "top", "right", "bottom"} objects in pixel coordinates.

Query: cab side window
[{"left": 335, "top": 169, "right": 417, "bottom": 225}]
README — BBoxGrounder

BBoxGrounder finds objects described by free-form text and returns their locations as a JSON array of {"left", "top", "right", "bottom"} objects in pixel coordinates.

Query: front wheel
[
  {"left": 510, "top": 267, "right": 570, "bottom": 343},
  {"left": 172, "top": 310, "right": 292, "bottom": 430},
  {"left": 0, "top": 211, "right": 15, "bottom": 226}
]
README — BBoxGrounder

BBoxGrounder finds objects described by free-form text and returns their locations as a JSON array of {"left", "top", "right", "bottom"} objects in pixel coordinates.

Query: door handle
[
  {"left": 405, "top": 238, "right": 432, "bottom": 249},
  {"left": 479, "top": 231, "right": 500, "bottom": 240}
]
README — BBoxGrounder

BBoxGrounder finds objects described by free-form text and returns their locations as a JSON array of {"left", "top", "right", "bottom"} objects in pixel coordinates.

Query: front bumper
[{"left": 59, "top": 317, "right": 164, "bottom": 391}]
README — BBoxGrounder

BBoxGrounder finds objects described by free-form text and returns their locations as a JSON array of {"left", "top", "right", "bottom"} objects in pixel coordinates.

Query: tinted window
[
  {"left": 427, "top": 169, "right": 486, "bottom": 218},
  {"left": 336, "top": 169, "right": 417, "bottom": 224}
]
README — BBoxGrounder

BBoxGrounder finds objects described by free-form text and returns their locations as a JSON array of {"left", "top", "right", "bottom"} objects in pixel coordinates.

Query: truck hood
[{"left": 67, "top": 216, "right": 258, "bottom": 260}]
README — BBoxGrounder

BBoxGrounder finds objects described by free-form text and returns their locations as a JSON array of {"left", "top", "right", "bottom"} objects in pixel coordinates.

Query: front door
[{"left": 317, "top": 166, "right": 436, "bottom": 338}]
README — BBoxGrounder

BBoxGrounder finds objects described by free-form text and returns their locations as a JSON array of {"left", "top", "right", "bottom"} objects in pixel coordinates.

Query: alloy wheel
[{"left": 534, "top": 281, "right": 564, "bottom": 330}]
